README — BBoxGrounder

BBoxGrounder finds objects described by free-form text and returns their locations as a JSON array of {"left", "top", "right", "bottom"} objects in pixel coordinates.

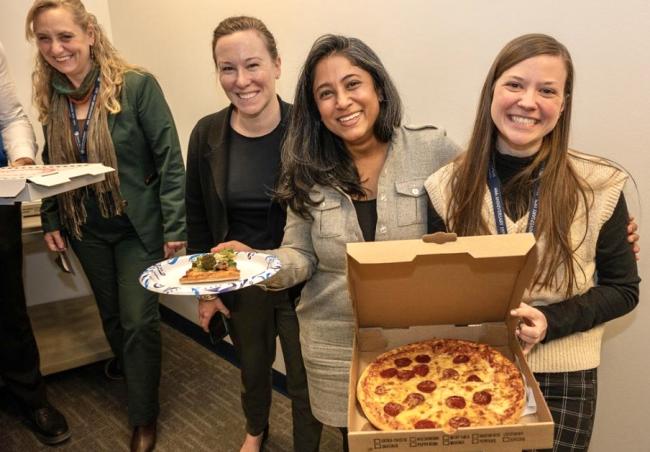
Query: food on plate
[
  {"left": 179, "top": 249, "right": 240, "bottom": 284},
  {"left": 356, "top": 338, "right": 525, "bottom": 433}
]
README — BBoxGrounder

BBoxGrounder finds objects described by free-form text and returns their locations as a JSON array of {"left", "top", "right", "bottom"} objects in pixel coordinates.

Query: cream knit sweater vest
[{"left": 425, "top": 151, "right": 627, "bottom": 373}]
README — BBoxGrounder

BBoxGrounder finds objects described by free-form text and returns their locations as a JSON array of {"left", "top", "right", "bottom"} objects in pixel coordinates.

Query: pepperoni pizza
[{"left": 356, "top": 338, "right": 525, "bottom": 433}]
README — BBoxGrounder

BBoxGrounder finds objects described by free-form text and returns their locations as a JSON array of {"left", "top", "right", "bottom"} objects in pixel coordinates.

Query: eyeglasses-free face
[
  {"left": 491, "top": 54, "right": 567, "bottom": 156},
  {"left": 312, "top": 54, "right": 383, "bottom": 153},
  {"left": 214, "top": 29, "right": 281, "bottom": 121},
  {"left": 34, "top": 6, "right": 95, "bottom": 88}
]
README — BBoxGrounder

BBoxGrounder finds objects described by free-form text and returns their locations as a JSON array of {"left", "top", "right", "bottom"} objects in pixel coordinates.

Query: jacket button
[
  {"left": 411, "top": 188, "right": 420, "bottom": 195},
  {"left": 379, "top": 225, "right": 387, "bottom": 234}
]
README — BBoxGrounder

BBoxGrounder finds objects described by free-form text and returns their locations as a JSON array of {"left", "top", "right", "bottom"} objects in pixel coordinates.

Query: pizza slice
[{"left": 179, "top": 249, "right": 241, "bottom": 284}]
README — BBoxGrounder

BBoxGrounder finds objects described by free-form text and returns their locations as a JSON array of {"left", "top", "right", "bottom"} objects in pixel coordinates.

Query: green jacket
[{"left": 41, "top": 71, "right": 186, "bottom": 252}]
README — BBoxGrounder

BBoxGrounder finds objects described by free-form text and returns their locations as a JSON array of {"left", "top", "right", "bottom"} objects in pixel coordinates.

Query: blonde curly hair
[{"left": 25, "top": 0, "right": 138, "bottom": 121}]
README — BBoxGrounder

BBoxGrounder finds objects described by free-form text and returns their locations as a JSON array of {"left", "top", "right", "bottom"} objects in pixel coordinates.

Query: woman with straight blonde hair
[{"left": 26, "top": 1, "right": 186, "bottom": 450}]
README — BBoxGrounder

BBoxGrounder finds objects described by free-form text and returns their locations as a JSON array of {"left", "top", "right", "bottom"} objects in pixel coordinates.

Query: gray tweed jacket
[{"left": 265, "top": 124, "right": 459, "bottom": 426}]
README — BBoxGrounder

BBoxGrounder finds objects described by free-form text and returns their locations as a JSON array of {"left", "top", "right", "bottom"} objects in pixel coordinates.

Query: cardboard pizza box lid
[
  {"left": 346, "top": 233, "right": 537, "bottom": 330},
  {"left": 0, "top": 164, "right": 114, "bottom": 204}
]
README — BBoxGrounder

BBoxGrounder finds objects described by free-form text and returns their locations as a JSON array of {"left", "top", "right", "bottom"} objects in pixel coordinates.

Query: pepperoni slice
[
  {"left": 441, "top": 368, "right": 459, "bottom": 379},
  {"left": 413, "top": 364, "right": 430, "bottom": 377},
  {"left": 403, "top": 393, "right": 425, "bottom": 408},
  {"left": 416, "top": 380, "right": 437, "bottom": 393},
  {"left": 380, "top": 368, "right": 398, "bottom": 378},
  {"left": 383, "top": 402, "right": 404, "bottom": 417},
  {"left": 446, "top": 396, "right": 467, "bottom": 409},
  {"left": 394, "top": 357, "right": 412, "bottom": 368},
  {"left": 397, "top": 369, "right": 415, "bottom": 381},
  {"left": 414, "top": 419, "right": 438, "bottom": 429},
  {"left": 453, "top": 354, "right": 470, "bottom": 364},
  {"left": 448, "top": 416, "right": 471, "bottom": 429},
  {"left": 374, "top": 385, "right": 387, "bottom": 395},
  {"left": 473, "top": 390, "right": 492, "bottom": 405},
  {"left": 415, "top": 354, "right": 431, "bottom": 363},
  {"left": 466, "top": 374, "right": 482, "bottom": 382}
]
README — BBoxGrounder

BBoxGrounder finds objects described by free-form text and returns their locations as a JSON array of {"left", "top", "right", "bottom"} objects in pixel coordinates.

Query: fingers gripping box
[{"left": 346, "top": 233, "right": 553, "bottom": 451}]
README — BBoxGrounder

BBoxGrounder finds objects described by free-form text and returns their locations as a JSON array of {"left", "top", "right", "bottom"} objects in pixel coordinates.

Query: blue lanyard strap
[
  {"left": 67, "top": 77, "right": 100, "bottom": 162},
  {"left": 487, "top": 155, "right": 544, "bottom": 235}
]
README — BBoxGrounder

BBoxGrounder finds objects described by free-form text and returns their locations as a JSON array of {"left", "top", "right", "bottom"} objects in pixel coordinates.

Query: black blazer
[{"left": 185, "top": 98, "right": 291, "bottom": 255}]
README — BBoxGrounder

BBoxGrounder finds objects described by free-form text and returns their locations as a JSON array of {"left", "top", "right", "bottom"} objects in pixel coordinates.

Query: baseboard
[{"left": 159, "top": 304, "right": 288, "bottom": 395}]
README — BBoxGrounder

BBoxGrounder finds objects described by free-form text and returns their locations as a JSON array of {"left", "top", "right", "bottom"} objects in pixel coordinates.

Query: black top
[
  {"left": 428, "top": 152, "right": 639, "bottom": 343},
  {"left": 353, "top": 199, "right": 378, "bottom": 242},
  {"left": 185, "top": 98, "right": 291, "bottom": 255},
  {"left": 225, "top": 125, "right": 283, "bottom": 249}
]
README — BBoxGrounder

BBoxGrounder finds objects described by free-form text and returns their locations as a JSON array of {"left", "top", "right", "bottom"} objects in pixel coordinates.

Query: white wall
[{"left": 3, "top": 1, "right": 648, "bottom": 451}]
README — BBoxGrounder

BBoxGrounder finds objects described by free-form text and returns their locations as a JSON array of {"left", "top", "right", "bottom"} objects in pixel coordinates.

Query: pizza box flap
[
  {"left": 0, "top": 164, "right": 114, "bottom": 202},
  {"left": 346, "top": 233, "right": 537, "bottom": 329}
]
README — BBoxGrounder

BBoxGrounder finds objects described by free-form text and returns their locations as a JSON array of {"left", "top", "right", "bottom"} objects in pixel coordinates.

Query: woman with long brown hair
[
  {"left": 26, "top": 1, "right": 186, "bottom": 450},
  {"left": 425, "top": 33, "right": 640, "bottom": 451}
]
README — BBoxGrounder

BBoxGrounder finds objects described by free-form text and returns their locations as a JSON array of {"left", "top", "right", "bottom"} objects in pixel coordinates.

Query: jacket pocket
[
  {"left": 313, "top": 198, "right": 343, "bottom": 237},
  {"left": 395, "top": 178, "right": 427, "bottom": 226}
]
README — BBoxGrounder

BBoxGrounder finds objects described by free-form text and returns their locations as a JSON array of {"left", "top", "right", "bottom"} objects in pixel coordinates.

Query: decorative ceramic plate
[{"left": 139, "top": 252, "right": 281, "bottom": 296}]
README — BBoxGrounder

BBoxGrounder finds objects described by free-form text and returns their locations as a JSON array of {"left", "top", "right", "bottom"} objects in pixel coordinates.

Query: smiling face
[
  {"left": 490, "top": 54, "right": 567, "bottom": 156},
  {"left": 33, "top": 6, "right": 95, "bottom": 88},
  {"left": 312, "top": 54, "right": 382, "bottom": 151},
  {"left": 214, "top": 30, "right": 280, "bottom": 120}
]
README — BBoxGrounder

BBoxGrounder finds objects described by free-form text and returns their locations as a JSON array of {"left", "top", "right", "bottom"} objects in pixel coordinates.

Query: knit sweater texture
[{"left": 425, "top": 150, "right": 627, "bottom": 372}]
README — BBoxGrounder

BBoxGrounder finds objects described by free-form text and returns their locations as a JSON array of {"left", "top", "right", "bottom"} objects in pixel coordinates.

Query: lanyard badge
[
  {"left": 67, "top": 77, "right": 101, "bottom": 162},
  {"left": 487, "top": 155, "right": 544, "bottom": 235}
]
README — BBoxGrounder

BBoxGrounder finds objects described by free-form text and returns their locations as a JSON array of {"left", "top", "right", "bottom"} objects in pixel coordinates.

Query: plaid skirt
[{"left": 527, "top": 369, "right": 598, "bottom": 452}]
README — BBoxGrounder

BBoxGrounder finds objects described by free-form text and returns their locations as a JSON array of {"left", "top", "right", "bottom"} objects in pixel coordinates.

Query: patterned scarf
[{"left": 46, "top": 64, "right": 124, "bottom": 240}]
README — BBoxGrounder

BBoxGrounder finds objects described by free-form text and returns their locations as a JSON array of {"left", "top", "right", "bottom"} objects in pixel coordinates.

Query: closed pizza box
[
  {"left": 0, "top": 164, "right": 114, "bottom": 205},
  {"left": 346, "top": 233, "right": 554, "bottom": 451}
]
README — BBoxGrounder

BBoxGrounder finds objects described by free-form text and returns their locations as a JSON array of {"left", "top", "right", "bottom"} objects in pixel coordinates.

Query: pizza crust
[
  {"left": 357, "top": 338, "right": 525, "bottom": 433},
  {"left": 179, "top": 267, "right": 241, "bottom": 284}
]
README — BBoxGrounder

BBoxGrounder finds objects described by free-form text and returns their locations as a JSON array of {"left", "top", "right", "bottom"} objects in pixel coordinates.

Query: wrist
[{"left": 199, "top": 294, "right": 218, "bottom": 302}]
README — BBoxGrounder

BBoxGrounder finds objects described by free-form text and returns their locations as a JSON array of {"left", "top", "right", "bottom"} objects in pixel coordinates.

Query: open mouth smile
[
  {"left": 508, "top": 114, "right": 539, "bottom": 126},
  {"left": 237, "top": 91, "right": 259, "bottom": 100},
  {"left": 338, "top": 111, "right": 361, "bottom": 124}
]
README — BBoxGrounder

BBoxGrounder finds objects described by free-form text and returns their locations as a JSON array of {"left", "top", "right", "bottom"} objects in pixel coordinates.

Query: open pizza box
[
  {"left": 346, "top": 233, "right": 554, "bottom": 451},
  {"left": 0, "top": 164, "right": 114, "bottom": 205}
]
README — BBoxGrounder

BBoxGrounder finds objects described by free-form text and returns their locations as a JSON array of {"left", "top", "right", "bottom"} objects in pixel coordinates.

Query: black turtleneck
[{"left": 427, "top": 152, "right": 639, "bottom": 343}]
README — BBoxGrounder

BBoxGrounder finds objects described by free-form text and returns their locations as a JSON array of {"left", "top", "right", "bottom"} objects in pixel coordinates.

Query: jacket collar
[{"left": 205, "top": 96, "right": 290, "bottom": 207}]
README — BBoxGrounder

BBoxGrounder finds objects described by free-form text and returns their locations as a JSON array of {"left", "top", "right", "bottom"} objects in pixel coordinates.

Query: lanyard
[
  {"left": 67, "top": 77, "right": 100, "bottom": 162},
  {"left": 487, "top": 155, "right": 544, "bottom": 234}
]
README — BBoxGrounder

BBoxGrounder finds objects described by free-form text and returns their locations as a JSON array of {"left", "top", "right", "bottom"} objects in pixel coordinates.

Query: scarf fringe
[{"left": 48, "top": 71, "right": 124, "bottom": 240}]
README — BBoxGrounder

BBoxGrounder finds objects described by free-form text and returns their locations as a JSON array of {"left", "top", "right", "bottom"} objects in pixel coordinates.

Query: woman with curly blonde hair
[{"left": 26, "top": 1, "right": 186, "bottom": 450}]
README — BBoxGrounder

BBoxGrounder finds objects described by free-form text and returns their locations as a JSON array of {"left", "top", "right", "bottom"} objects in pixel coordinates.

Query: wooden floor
[{"left": 28, "top": 296, "right": 112, "bottom": 375}]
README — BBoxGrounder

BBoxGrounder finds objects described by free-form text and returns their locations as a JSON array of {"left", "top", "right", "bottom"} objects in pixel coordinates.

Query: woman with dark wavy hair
[
  {"left": 215, "top": 34, "right": 459, "bottom": 448},
  {"left": 425, "top": 33, "right": 639, "bottom": 451}
]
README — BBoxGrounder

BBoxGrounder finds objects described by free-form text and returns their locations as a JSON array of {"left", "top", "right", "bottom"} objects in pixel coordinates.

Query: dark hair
[
  {"left": 275, "top": 34, "right": 402, "bottom": 217},
  {"left": 211, "top": 16, "right": 278, "bottom": 66}
]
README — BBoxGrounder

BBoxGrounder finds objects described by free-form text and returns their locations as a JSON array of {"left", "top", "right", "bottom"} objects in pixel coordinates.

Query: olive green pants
[{"left": 70, "top": 204, "right": 162, "bottom": 426}]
